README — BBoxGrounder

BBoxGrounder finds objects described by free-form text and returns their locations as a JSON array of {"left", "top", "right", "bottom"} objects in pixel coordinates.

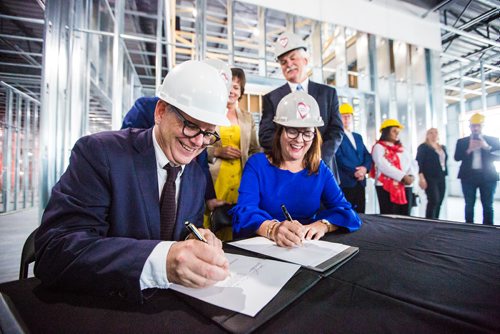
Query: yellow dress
[
  {"left": 214, "top": 125, "right": 242, "bottom": 204},
  {"left": 204, "top": 125, "right": 242, "bottom": 241}
]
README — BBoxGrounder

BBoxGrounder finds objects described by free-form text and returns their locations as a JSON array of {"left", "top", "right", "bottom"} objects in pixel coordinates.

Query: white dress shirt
[
  {"left": 288, "top": 78, "right": 309, "bottom": 93},
  {"left": 471, "top": 135, "right": 483, "bottom": 170},
  {"left": 344, "top": 130, "right": 357, "bottom": 150},
  {"left": 372, "top": 142, "right": 419, "bottom": 187},
  {"left": 139, "top": 129, "right": 185, "bottom": 290}
]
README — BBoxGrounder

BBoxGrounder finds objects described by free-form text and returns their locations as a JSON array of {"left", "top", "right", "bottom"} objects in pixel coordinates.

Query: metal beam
[
  {"left": 195, "top": 0, "right": 207, "bottom": 60},
  {"left": 0, "top": 33, "right": 43, "bottom": 43},
  {"left": 441, "top": 24, "right": 500, "bottom": 48},
  {"left": 0, "top": 13, "right": 44, "bottom": 24},
  {"left": 111, "top": 0, "right": 125, "bottom": 130},
  {"left": 441, "top": 8, "right": 500, "bottom": 40},
  {"left": 164, "top": 0, "right": 174, "bottom": 69},
  {"left": 155, "top": 0, "right": 164, "bottom": 91},
  {"left": 442, "top": 52, "right": 499, "bottom": 78},
  {"left": 421, "top": 0, "right": 455, "bottom": 18},
  {"left": 0, "top": 81, "right": 41, "bottom": 104}
]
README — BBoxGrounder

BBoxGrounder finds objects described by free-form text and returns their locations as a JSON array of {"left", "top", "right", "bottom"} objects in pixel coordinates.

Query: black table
[{"left": 1, "top": 215, "right": 499, "bottom": 333}]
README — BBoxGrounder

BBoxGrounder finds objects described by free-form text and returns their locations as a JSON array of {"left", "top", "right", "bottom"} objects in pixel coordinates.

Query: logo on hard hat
[
  {"left": 220, "top": 72, "right": 229, "bottom": 84},
  {"left": 279, "top": 36, "right": 289, "bottom": 48},
  {"left": 296, "top": 102, "right": 310, "bottom": 119}
]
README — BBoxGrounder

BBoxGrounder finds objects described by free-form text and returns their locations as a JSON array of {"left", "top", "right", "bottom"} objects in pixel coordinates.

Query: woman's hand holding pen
[
  {"left": 274, "top": 219, "right": 306, "bottom": 248},
  {"left": 167, "top": 230, "right": 229, "bottom": 288}
]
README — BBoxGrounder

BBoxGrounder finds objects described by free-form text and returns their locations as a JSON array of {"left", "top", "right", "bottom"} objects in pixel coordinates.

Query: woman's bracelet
[{"left": 266, "top": 220, "right": 279, "bottom": 240}]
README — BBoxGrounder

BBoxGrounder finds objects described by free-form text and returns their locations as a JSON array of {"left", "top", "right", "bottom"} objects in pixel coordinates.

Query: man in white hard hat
[
  {"left": 120, "top": 58, "right": 233, "bottom": 212},
  {"left": 35, "top": 60, "right": 231, "bottom": 303},
  {"left": 259, "top": 31, "right": 344, "bottom": 181}
]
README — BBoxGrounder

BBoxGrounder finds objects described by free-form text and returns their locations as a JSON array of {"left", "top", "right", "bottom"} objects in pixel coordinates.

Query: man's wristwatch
[{"left": 320, "top": 219, "right": 334, "bottom": 233}]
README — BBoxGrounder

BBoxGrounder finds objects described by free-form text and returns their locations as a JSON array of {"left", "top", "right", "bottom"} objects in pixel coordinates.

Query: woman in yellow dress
[{"left": 206, "top": 68, "right": 261, "bottom": 240}]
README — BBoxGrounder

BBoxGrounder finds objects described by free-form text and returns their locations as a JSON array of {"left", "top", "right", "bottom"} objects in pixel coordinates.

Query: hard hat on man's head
[
  {"left": 274, "top": 32, "right": 308, "bottom": 60},
  {"left": 203, "top": 58, "right": 232, "bottom": 94},
  {"left": 469, "top": 113, "right": 485, "bottom": 125},
  {"left": 379, "top": 119, "right": 404, "bottom": 132},
  {"left": 339, "top": 103, "right": 354, "bottom": 115},
  {"left": 273, "top": 91, "right": 324, "bottom": 128},
  {"left": 158, "top": 60, "right": 230, "bottom": 126}
]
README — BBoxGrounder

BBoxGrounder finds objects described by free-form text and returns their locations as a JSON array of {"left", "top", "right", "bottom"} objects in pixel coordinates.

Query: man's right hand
[
  {"left": 467, "top": 139, "right": 483, "bottom": 154},
  {"left": 166, "top": 239, "right": 229, "bottom": 288}
]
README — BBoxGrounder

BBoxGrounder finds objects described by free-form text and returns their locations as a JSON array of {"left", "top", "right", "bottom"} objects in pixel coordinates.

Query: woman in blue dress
[{"left": 231, "top": 91, "right": 362, "bottom": 247}]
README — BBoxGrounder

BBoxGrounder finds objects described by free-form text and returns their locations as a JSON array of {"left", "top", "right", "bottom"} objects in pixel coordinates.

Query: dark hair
[
  {"left": 268, "top": 125, "right": 322, "bottom": 174},
  {"left": 379, "top": 126, "right": 401, "bottom": 145},
  {"left": 231, "top": 68, "right": 246, "bottom": 99}
]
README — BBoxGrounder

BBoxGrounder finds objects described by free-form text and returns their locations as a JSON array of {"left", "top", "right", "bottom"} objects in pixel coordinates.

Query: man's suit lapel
[
  {"left": 273, "top": 84, "right": 291, "bottom": 105},
  {"left": 354, "top": 133, "right": 364, "bottom": 160},
  {"left": 132, "top": 128, "right": 161, "bottom": 239},
  {"left": 308, "top": 80, "right": 319, "bottom": 98},
  {"left": 173, "top": 162, "right": 202, "bottom": 241}
]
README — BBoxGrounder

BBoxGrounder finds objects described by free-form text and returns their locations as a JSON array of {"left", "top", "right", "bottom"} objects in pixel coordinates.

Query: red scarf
[{"left": 372, "top": 141, "right": 407, "bottom": 205}]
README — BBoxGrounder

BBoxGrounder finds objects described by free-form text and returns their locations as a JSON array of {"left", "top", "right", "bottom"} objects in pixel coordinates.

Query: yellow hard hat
[
  {"left": 339, "top": 103, "right": 354, "bottom": 115},
  {"left": 469, "top": 113, "right": 485, "bottom": 125},
  {"left": 380, "top": 119, "right": 404, "bottom": 132}
]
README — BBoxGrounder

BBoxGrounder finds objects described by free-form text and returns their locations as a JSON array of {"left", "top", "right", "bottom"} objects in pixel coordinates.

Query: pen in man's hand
[
  {"left": 281, "top": 204, "right": 293, "bottom": 222},
  {"left": 184, "top": 221, "right": 208, "bottom": 243}
]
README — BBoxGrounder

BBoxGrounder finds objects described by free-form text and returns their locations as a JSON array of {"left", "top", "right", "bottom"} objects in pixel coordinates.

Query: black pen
[
  {"left": 281, "top": 204, "right": 293, "bottom": 222},
  {"left": 184, "top": 221, "right": 208, "bottom": 243},
  {"left": 281, "top": 204, "right": 304, "bottom": 243}
]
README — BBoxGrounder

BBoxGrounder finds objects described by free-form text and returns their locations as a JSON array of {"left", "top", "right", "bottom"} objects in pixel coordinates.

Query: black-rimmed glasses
[
  {"left": 168, "top": 105, "right": 220, "bottom": 146},
  {"left": 283, "top": 127, "right": 316, "bottom": 142}
]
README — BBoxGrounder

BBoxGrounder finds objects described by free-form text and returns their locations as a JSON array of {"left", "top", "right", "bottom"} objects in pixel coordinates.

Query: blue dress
[{"left": 232, "top": 153, "right": 362, "bottom": 238}]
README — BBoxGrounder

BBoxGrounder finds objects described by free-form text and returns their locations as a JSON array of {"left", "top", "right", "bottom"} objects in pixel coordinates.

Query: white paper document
[
  {"left": 229, "top": 237, "right": 350, "bottom": 268},
  {"left": 170, "top": 253, "right": 300, "bottom": 317}
]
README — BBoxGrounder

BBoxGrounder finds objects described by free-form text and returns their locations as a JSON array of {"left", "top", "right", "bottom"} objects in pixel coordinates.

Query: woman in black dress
[{"left": 416, "top": 128, "right": 448, "bottom": 219}]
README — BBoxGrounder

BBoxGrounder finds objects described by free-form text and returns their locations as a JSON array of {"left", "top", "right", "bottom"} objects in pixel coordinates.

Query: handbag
[
  {"left": 411, "top": 193, "right": 420, "bottom": 207},
  {"left": 209, "top": 204, "right": 235, "bottom": 233}
]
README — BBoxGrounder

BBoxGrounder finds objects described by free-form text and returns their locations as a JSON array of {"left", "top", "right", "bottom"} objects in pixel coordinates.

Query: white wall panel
[{"left": 239, "top": 0, "right": 441, "bottom": 51}]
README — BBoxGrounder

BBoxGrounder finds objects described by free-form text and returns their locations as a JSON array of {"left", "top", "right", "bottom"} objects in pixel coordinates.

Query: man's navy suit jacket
[
  {"left": 34, "top": 128, "right": 206, "bottom": 303},
  {"left": 454, "top": 135, "right": 500, "bottom": 183},
  {"left": 335, "top": 132, "right": 373, "bottom": 188},
  {"left": 259, "top": 81, "right": 344, "bottom": 180}
]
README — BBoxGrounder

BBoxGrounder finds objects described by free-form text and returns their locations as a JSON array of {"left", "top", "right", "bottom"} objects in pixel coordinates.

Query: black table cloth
[{"left": 1, "top": 214, "right": 499, "bottom": 333}]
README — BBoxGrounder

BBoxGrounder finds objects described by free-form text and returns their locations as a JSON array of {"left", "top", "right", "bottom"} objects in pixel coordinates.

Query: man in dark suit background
[
  {"left": 454, "top": 113, "right": 500, "bottom": 225},
  {"left": 335, "top": 103, "right": 372, "bottom": 213},
  {"left": 35, "top": 60, "right": 231, "bottom": 303},
  {"left": 259, "top": 32, "right": 344, "bottom": 180}
]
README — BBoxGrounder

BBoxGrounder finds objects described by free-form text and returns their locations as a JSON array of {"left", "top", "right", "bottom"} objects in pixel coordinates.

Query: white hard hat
[
  {"left": 274, "top": 32, "right": 308, "bottom": 60},
  {"left": 203, "top": 58, "right": 232, "bottom": 94},
  {"left": 274, "top": 91, "right": 324, "bottom": 127},
  {"left": 158, "top": 60, "right": 230, "bottom": 126}
]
